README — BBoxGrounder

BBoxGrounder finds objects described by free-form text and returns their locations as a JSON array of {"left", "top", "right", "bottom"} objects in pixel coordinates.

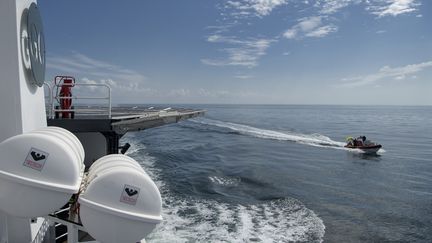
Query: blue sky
[{"left": 39, "top": 0, "right": 432, "bottom": 105}]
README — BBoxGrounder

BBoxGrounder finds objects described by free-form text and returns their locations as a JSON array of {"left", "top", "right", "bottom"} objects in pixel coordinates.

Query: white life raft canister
[
  {"left": 0, "top": 127, "right": 84, "bottom": 217},
  {"left": 79, "top": 154, "right": 162, "bottom": 243}
]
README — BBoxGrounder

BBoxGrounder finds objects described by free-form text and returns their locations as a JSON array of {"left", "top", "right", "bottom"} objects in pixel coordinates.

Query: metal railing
[{"left": 47, "top": 82, "right": 112, "bottom": 119}]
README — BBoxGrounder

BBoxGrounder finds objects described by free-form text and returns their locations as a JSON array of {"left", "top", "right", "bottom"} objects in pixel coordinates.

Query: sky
[{"left": 39, "top": 0, "right": 432, "bottom": 105}]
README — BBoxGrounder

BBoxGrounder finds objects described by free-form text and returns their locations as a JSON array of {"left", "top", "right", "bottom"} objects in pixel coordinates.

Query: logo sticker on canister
[
  {"left": 23, "top": 147, "right": 49, "bottom": 171},
  {"left": 120, "top": 184, "right": 140, "bottom": 205}
]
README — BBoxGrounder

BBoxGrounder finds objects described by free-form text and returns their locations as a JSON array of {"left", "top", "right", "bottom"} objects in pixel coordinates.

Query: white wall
[
  {"left": 0, "top": 0, "right": 46, "bottom": 142},
  {"left": 0, "top": 0, "right": 45, "bottom": 241}
]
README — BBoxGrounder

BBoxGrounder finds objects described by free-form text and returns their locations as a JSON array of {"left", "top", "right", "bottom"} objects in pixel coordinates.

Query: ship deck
[{"left": 47, "top": 106, "right": 205, "bottom": 135}]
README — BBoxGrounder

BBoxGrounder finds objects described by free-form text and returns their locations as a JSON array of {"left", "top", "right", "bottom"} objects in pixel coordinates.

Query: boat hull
[{"left": 345, "top": 144, "right": 382, "bottom": 154}]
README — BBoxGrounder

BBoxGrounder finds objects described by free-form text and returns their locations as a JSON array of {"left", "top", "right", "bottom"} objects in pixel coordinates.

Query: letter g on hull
[{"left": 20, "top": 2, "right": 45, "bottom": 87}]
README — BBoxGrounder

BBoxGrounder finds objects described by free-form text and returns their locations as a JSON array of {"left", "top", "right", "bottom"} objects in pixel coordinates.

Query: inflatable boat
[{"left": 345, "top": 136, "right": 382, "bottom": 154}]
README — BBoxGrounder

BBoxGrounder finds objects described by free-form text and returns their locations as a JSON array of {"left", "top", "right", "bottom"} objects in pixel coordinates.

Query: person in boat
[
  {"left": 346, "top": 136, "right": 368, "bottom": 147},
  {"left": 354, "top": 136, "right": 367, "bottom": 146},
  {"left": 346, "top": 136, "right": 354, "bottom": 146},
  {"left": 360, "top": 136, "right": 366, "bottom": 145},
  {"left": 354, "top": 136, "right": 362, "bottom": 146},
  {"left": 355, "top": 138, "right": 361, "bottom": 146}
]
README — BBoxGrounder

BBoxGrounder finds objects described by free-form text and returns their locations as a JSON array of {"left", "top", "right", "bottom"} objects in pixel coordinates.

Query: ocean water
[{"left": 121, "top": 105, "right": 432, "bottom": 242}]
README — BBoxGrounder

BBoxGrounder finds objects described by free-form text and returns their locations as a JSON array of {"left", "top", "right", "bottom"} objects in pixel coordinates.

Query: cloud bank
[
  {"left": 47, "top": 52, "right": 146, "bottom": 85},
  {"left": 46, "top": 52, "right": 265, "bottom": 103},
  {"left": 341, "top": 61, "right": 432, "bottom": 87},
  {"left": 204, "top": 0, "right": 421, "bottom": 70},
  {"left": 366, "top": 0, "right": 420, "bottom": 17},
  {"left": 201, "top": 35, "right": 274, "bottom": 68}
]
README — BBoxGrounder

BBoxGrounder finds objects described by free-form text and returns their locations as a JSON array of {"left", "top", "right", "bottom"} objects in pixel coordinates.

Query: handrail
[{"left": 50, "top": 82, "right": 112, "bottom": 119}]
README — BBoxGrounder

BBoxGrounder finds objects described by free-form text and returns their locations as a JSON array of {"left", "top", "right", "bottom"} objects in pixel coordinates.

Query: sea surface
[{"left": 121, "top": 105, "right": 432, "bottom": 242}]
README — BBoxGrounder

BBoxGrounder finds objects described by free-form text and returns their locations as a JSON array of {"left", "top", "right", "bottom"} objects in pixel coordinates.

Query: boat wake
[
  {"left": 149, "top": 196, "right": 325, "bottom": 243},
  {"left": 123, "top": 135, "right": 326, "bottom": 243},
  {"left": 191, "top": 118, "right": 349, "bottom": 150}
]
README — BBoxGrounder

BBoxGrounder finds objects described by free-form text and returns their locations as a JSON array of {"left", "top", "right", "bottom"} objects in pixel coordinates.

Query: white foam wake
[
  {"left": 192, "top": 118, "right": 347, "bottom": 149},
  {"left": 209, "top": 175, "right": 240, "bottom": 186},
  {"left": 122, "top": 134, "right": 326, "bottom": 243},
  {"left": 148, "top": 197, "right": 325, "bottom": 243}
]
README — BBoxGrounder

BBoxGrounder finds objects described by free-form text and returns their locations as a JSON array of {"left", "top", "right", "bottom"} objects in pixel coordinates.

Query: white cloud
[
  {"left": 366, "top": 0, "right": 420, "bottom": 17},
  {"left": 298, "top": 16, "right": 322, "bottom": 32},
  {"left": 283, "top": 29, "right": 298, "bottom": 39},
  {"left": 224, "top": 0, "right": 421, "bottom": 19},
  {"left": 47, "top": 52, "right": 146, "bottom": 83},
  {"left": 315, "top": 0, "right": 420, "bottom": 17},
  {"left": 78, "top": 77, "right": 155, "bottom": 95},
  {"left": 225, "top": 0, "right": 289, "bottom": 17},
  {"left": 74, "top": 78, "right": 213, "bottom": 103},
  {"left": 283, "top": 16, "right": 337, "bottom": 39},
  {"left": 202, "top": 36, "right": 274, "bottom": 67},
  {"left": 71, "top": 77, "right": 160, "bottom": 104},
  {"left": 46, "top": 52, "right": 150, "bottom": 103},
  {"left": 47, "top": 56, "right": 265, "bottom": 102},
  {"left": 305, "top": 24, "right": 338, "bottom": 37},
  {"left": 317, "top": 0, "right": 361, "bottom": 14},
  {"left": 208, "top": 0, "right": 423, "bottom": 72},
  {"left": 234, "top": 74, "right": 254, "bottom": 79},
  {"left": 252, "top": 0, "right": 289, "bottom": 16},
  {"left": 340, "top": 61, "right": 432, "bottom": 87}
]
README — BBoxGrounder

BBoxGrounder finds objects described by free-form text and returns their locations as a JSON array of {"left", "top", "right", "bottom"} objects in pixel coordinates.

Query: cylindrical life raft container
[
  {"left": 0, "top": 127, "right": 84, "bottom": 217},
  {"left": 79, "top": 154, "right": 162, "bottom": 243}
]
